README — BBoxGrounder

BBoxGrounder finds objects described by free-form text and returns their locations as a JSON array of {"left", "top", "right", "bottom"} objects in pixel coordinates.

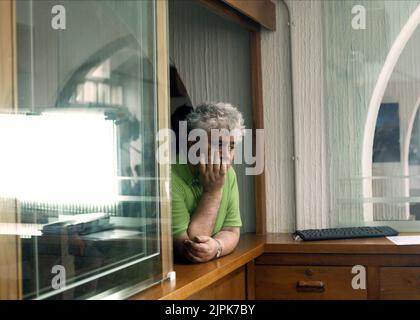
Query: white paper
[{"left": 387, "top": 235, "right": 420, "bottom": 245}]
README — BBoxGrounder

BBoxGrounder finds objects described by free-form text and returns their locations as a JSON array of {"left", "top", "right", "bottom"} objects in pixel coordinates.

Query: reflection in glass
[
  {"left": 373, "top": 103, "right": 401, "bottom": 163},
  {"left": 0, "top": 0, "right": 165, "bottom": 299},
  {"left": 321, "top": 1, "right": 420, "bottom": 228},
  {"left": 372, "top": 26, "right": 420, "bottom": 221}
]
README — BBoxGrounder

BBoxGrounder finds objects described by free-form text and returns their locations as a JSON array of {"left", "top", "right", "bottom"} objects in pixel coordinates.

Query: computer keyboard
[{"left": 293, "top": 226, "right": 399, "bottom": 241}]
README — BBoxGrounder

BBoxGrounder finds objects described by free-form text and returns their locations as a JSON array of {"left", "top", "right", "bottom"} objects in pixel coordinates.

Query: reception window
[{"left": 0, "top": 0, "right": 171, "bottom": 299}]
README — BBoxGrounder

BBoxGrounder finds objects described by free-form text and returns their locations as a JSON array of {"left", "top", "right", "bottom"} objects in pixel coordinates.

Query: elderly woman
[{"left": 171, "top": 102, "right": 244, "bottom": 263}]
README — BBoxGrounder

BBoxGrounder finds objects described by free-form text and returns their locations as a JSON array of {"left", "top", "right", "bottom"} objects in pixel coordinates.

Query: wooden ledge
[
  {"left": 130, "top": 232, "right": 420, "bottom": 300},
  {"left": 221, "top": 0, "right": 276, "bottom": 30},
  {"left": 129, "top": 233, "right": 264, "bottom": 300},
  {"left": 264, "top": 232, "right": 420, "bottom": 255}
]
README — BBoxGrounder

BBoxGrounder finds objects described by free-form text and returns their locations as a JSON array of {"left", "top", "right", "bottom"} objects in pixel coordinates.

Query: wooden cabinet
[
  {"left": 255, "top": 265, "right": 366, "bottom": 300},
  {"left": 380, "top": 267, "right": 420, "bottom": 300},
  {"left": 131, "top": 234, "right": 420, "bottom": 300},
  {"left": 252, "top": 233, "right": 420, "bottom": 300},
  {"left": 187, "top": 266, "right": 246, "bottom": 300}
]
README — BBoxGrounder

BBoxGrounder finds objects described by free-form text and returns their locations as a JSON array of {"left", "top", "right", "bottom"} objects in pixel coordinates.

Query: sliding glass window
[{"left": 0, "top": 0, "right": 171, "bottom": 299}]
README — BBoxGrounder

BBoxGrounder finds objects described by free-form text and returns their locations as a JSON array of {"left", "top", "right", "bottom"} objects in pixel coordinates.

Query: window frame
[{"left": 0, "top": 0, "right": 172, "bottom": 300}]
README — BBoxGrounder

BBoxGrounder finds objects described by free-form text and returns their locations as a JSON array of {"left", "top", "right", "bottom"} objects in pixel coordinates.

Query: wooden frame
[
  {"left": 0, "top": 0, "right": 22, "bottom": 300},
  {"left": 0, "top": 0, "right": 16, "bottom": 112},
  {"left": 0, "top": 0, "right": 173, "bottom": 299},
  {"left": 156, "top": 0, "right": 173, "bottom": 279},
  {"left": 0, "top": 0, "right": 268, "bottom": 300},
  {"left": 196, "top": 0, "right": 259, "bottom": 31},
  {"left": 195, "top": 0, "right": 268, "bottom": 235},
  {"left": 221, "top": 0, "right": 276, "bottom": 30},
  {"left": 250, "top": 31, "right": 267, "bottom": 235}
]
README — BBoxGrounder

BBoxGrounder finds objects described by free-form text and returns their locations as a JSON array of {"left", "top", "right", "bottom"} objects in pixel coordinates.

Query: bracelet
[{"left": 214, "top": 238, "right": 222, "bottom": 259}]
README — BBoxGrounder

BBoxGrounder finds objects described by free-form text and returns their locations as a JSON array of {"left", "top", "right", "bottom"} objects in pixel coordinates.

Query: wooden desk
[
  {"left": 257, "top": 233, "right": 420, "bottom": 300},
  {"left": 130, "top": 233, "right": 264, "bottom": 300},
  {"left": 131, "top": 232, "right": 420, "bottom": 300}
]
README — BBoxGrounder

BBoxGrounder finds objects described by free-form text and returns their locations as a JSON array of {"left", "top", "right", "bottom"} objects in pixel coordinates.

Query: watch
[{"left": 214, "top": 238, "right": 222, "bottom": 259}]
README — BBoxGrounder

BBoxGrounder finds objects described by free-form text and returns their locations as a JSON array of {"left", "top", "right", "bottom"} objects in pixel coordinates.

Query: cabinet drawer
[
  {"left": 380, "top": 267, "right": 420, "bottom": 300},
  {"left": 255, "top": 266, "right": 367, "bottom": 300}
]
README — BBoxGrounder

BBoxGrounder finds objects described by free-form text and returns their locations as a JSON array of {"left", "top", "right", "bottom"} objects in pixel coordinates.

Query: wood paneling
[
  {"left": 221, "top": 0, "right": 276, "bottom": 30},
  {"left": 187, "top": 266, "right": 246, "bottom": 300},
  {"left": 0, "top": 0, "right": 15, "bottom": 111},
  {"left": 246, "top": 260, "right": 255, "bottom": 300},
  {"left": 256, "top": 253, "right": 420, "bottom": 267},
  {"left": 196, "top": 0, "right": 259, "bottom": 31},
  {"left": 250, "top": 31, "right": 266, "bottom": 235},
  {"left": 255, "top": 265, "right": 367, "bottom": 300},
  {"left": 367, "top": 266, "right": 380, "bottom": 300},
  {"left": 156, "top": 0, "right": 173, "bottom": 281},
  {"left": 0, "top": 0, "right": 21, "bottom": 300},
  {"left": 380, "top": 267, "right": 420, "bottom": 300}
]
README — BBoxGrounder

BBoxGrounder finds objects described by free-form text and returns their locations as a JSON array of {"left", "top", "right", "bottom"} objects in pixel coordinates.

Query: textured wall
[
  {"left": 261, "top": 0, "right": 296, "bottom": 232},
  {"left": 285, "top": 0, "right": 329, "bottom": 229},
  {"left": 169, "top": 0, "right": 256, "bottom": 232}
]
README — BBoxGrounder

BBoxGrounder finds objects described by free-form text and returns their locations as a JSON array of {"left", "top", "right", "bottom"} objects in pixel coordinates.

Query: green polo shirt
[{"left": 171, "top": 160, "right": 242, "bottom": 239}]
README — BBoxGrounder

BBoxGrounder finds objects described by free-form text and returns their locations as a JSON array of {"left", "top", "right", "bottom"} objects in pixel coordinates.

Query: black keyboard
[{"left": 293, "top": 226, "right": 399, "bottom": 241}]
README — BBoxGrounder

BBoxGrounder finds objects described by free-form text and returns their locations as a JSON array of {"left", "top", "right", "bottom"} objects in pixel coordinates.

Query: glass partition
[
  {"left": 320, "top": 0, "right": 420, "bottom": 229},
  {"left": 0, "top": 0, "right": 171, "bottom": 299}
]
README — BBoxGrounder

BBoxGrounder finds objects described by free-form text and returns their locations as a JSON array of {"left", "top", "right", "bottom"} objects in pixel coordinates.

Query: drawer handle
[{"left": 296, "top": 280, "right": 325, "bottom": 293}]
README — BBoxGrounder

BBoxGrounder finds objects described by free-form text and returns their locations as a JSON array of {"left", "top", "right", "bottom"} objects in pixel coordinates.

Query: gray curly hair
[{"left": 186, "top": 102, "right": 245, "bottom": 133}]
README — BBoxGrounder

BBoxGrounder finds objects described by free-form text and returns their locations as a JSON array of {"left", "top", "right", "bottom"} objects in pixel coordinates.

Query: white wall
[
  {"left": 284, "top": 0, "right": 329, "bottom": 230},
  {"left": 260, "top": 0, "right": 296, "bottom": 232}
]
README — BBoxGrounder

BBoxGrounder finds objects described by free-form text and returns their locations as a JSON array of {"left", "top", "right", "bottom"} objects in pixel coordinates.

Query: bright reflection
[
  {"left": 0, "top": 112, "right": 118, "bottom": 205},
  {"left": 0, "top": 223, "right": 42, "bottom": 237}
]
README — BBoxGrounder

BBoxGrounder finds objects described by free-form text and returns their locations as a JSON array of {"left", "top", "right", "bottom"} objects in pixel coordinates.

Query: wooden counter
[
  {"left": 264, "top": 232, "right": 420, "bottom": 254},
  {"left": 130, "top": 233, "right": 264, "bottom": 300},
  {"left": 130, "top": 232, "right": 420, "bottom": 300},
  {"left": 258, "top": 233, "right": 420, "bottom": 300}
]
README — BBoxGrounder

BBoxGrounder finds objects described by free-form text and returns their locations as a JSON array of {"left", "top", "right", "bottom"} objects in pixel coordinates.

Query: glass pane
[
  {"left": 372, "top": 26, "right": 420, "bottom": 222},
  {"left": 0, "top": 0, "right": 164, "bottom": 299},
  {"left": 320, "top": 1, "right": 420, "bottom": 228}
]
